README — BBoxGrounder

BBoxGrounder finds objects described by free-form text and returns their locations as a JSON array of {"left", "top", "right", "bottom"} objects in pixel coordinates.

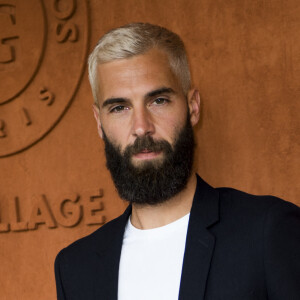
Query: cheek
[
  {"left": 101, "top": 122, "right": 130, "bottom": 152},
  {"left": 156, "top": 115, "right": 186, "bottom": 144}
]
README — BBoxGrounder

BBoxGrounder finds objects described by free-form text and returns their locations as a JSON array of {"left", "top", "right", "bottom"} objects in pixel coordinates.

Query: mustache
[{"left": 124, "top": 136, "right": 172, "bottom": 156}]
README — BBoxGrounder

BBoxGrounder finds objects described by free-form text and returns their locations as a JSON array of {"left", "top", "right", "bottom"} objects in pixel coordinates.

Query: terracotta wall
[{"left": 0, "top": 0, "right": 299, "bottom": 299}]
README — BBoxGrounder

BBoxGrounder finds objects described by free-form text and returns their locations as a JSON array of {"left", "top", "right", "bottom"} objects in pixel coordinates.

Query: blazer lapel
[
  {"left": 93, "top": 205, "right": 132, "bottom": 300},
  {"left": 179, "top": 175, "right": 219, "bottom": 300}
]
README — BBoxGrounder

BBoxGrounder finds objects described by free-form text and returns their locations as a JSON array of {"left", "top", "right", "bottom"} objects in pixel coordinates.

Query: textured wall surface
[{"left": 0, "top": 0, "right": 299, "bottom": 299}]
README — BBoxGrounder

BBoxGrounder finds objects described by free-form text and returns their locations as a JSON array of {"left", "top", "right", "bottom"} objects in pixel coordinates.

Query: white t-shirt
[{"left": 118, "top": 213, "right": 190, "bottom": 300}]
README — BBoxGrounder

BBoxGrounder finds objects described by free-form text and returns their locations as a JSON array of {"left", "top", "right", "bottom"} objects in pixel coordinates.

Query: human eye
[
  {"left": 153, "top": 97, "right": 170, "bottom": 105},
  {"left": 109, "top": 105, "right": 128, "bottom": 113}
]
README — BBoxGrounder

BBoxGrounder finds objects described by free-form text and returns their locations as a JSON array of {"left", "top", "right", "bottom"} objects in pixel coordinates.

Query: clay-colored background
[{"left": 0, "top": 0, "right": 299, "bottom": 299}]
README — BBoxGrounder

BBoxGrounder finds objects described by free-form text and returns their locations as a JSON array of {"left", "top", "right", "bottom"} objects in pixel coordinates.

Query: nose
[{"left": 132, "top": 107, "right": 155, "bottom": 137}]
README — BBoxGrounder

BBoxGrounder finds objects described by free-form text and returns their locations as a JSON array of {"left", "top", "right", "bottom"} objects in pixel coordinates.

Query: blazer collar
[
  {"left": 93, "top": 205, "right": 131, "bottom": 300},
  {"left": 179, "top": 175, "right": 220, "bottom": 300}
]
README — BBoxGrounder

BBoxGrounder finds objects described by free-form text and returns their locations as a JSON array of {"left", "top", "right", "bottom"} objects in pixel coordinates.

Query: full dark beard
[{"left": 102, "top": 115, "right": 195, "bottom": 205}]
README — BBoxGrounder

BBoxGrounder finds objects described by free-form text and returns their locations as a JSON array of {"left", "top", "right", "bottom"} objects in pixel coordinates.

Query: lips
[
  {"left": 133, "top": 149, "right": 162, "bottom": 160},
  {"left": 140, "top": 148, "right": 152, "bottom": 153}
]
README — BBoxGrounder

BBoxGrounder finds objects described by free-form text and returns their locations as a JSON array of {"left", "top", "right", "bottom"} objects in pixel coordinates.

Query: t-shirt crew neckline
[{"left": 126, "top": 212, "right": 190, "bottom": 238}]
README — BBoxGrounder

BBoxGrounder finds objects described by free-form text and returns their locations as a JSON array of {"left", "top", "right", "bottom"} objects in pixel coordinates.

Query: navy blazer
[{"left": 55, "top": 175, "right": 300, "bottom": 299}]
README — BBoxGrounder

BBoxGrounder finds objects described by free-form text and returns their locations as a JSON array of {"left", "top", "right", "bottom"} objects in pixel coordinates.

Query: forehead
[{"left": 96, "top": 49, "right": 181, "bottom": 101}]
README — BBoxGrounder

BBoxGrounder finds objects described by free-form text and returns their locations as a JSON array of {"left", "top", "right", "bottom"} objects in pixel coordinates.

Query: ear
[
  {"left": 187, "top": 88, "right": 201, "bottom": 126},
  {"left": 92, "top": 104, "right": 103, "bottom": 139}
]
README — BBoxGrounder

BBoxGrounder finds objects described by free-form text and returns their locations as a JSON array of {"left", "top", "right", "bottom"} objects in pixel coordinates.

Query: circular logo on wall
[{"left": 0, "top": 0, "right": 89, "bottom": 157}]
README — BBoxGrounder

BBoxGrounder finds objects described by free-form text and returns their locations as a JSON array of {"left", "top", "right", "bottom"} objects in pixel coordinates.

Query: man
[{"left": 55, "top": 23, "right": 300, "bottom": 300}]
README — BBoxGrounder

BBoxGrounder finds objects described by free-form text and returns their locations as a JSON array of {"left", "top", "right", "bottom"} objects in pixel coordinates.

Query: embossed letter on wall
[
  {"left": 0, "top": 189, "right": 106, "bottom": 233},
  {"left": 0, "top": 0, "right": 89, "bottom": 157}
]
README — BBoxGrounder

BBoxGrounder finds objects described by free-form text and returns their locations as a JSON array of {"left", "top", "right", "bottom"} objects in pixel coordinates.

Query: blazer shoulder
[
  {"left": 214, "top": 186, "right": 299, "bottom": 226},
  {"left": 57, "top": 209, "right": 129, "bottom": 260},
  {"left": 217, "top": 186, "right": 298, "bottom": 209}
]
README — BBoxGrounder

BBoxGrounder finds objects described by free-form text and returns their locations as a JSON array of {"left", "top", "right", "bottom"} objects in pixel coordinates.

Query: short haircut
[{"left": 88, "top": 23, "right": 191, "bottom": 105}]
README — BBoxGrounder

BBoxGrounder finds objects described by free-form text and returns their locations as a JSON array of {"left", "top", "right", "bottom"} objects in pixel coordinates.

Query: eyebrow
[
  {"left": 101, "top": 87, "right": 176, "bottom": 109},
  {"left": 102, "top": 98, "right": 128, "bottom": 109},
  {"left": 146, "top": 87, "right": 175, "bottom": 98}
]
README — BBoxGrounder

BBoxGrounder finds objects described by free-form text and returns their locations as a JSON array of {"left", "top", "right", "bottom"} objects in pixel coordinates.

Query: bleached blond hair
[{"left": 88, "top": 23, "right": 191, "bottom": 105}]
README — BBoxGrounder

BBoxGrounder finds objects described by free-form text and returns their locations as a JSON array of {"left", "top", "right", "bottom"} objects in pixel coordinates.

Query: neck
[{"left": 130, "top": 172, "right": 197, "bottom": 229}]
